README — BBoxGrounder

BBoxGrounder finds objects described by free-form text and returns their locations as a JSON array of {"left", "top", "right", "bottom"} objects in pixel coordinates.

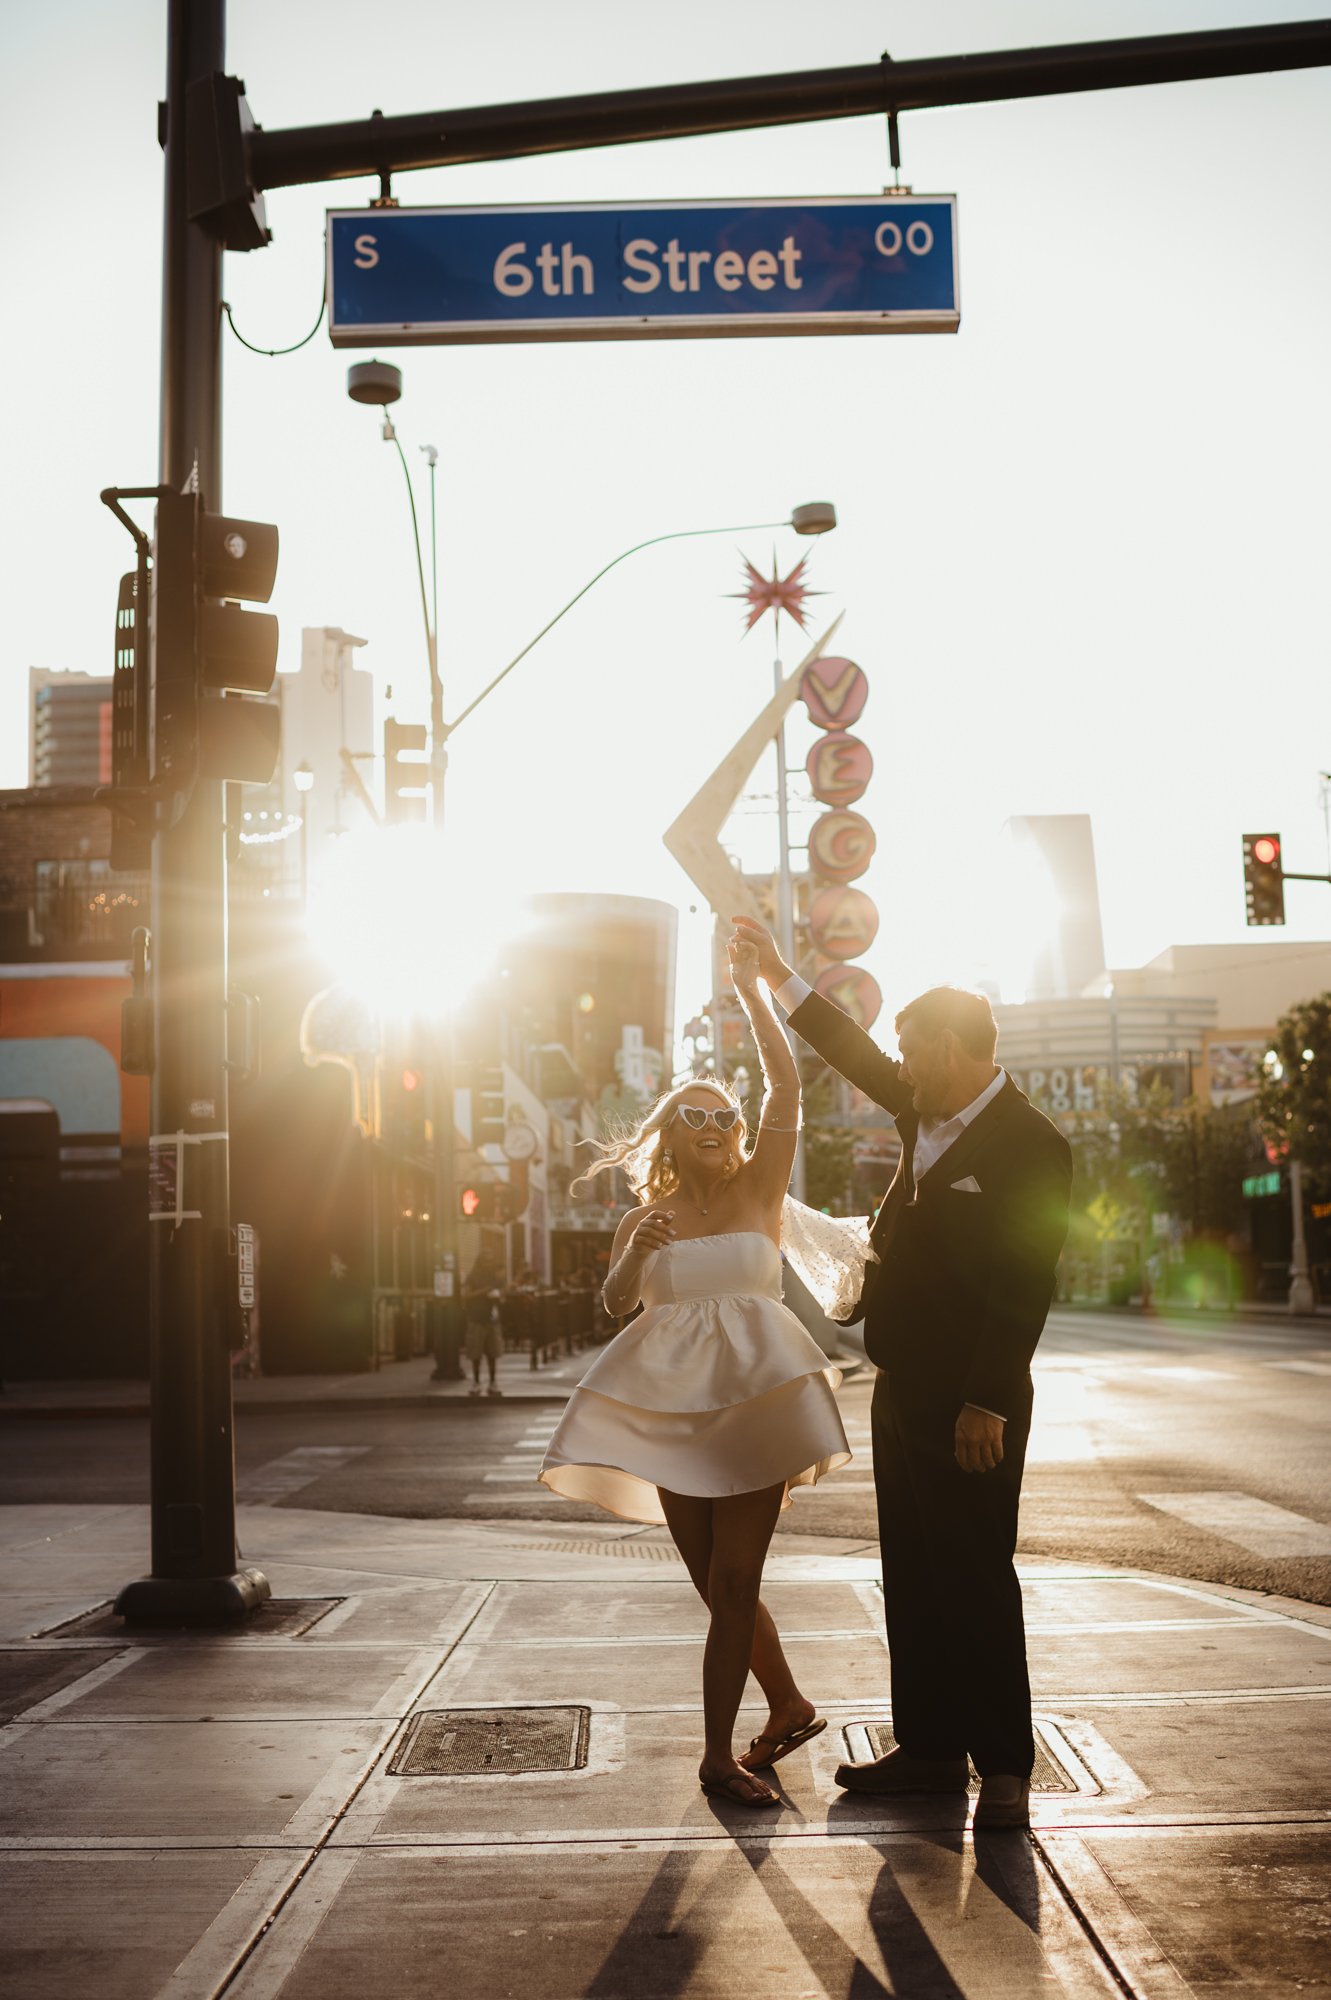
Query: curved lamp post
[{"left": 347, "top": 358, "right": 835, "bottom": 763}]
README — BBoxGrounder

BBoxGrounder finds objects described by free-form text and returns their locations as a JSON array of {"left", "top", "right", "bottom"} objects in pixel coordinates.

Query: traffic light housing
[
  {"left": 459, "top": 1182, "right": 522, "bottom": 1224},
  {"left": 467, "top": 1065, "right": 506, "bottom": 1149},
  {"left": 153, "top": 491, "right": 281, "bottom": 793},
  {"left": 109, "top": 568, "right": 151, "bottom": 871},
  {"left": 384, "top": 718, "right": 429, "bottom": 823},
  {"left": 1242, "top": 832, "right": 1285, "bottom": 926}
]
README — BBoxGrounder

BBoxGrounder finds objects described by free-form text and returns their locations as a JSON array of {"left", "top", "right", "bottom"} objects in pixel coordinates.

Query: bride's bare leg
[
  {"left": 659, "top": 1486, "right": 780, "bottom": 1800},
  {"left": 659, "top": 1487, "right": 816, "bottom": 1772},
  {"left": 699, "top": 1484, "right": 786, "bottom": 1784}
]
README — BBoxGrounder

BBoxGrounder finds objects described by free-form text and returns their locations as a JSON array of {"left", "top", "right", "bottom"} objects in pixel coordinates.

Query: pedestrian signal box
[
  {"left": 459, "top": 1184, "right": 521, "bottom": 1223},
  {"left": 1242, "top": 832, "right": 1285, "bottom": 926}
]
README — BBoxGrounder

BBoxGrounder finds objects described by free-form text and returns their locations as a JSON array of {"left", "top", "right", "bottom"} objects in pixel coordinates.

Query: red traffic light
[
  {"left": 460, "top": 1187, "right": 481, "bottom": 1218},
  {"left": 402, "top": 1067, "right": 421, "bottom": 1092},
  {"left": 1253, "top": 836, "right": 1279, "bottom": 867}
]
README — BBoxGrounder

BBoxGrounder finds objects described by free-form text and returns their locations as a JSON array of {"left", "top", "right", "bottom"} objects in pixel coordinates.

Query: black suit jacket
[{"left": 788, "top": 989, "right": 1073, "bottom": 1416}]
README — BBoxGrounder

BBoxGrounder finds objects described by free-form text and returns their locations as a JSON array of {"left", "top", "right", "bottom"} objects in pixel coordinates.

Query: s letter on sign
[{"left": 814, "top": 964, "right": 883, "bottom": 1030}]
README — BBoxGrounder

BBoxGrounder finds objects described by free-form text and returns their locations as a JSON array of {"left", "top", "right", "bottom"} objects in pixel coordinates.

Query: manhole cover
[
  {"left": 43, "top": 1599, "right": 341, "bottom": 1641},
  {"left": 851, "top": 1721, "right": 1077, "bottom": 1793},
  {"left": 391, "top": 1707, "right": 590, "bottom": 1777}
]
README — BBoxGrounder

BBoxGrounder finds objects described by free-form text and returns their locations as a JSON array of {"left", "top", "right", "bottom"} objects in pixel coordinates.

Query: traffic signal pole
[{"left": 116, "top": 0, "right": 269, "bottom": 1623}]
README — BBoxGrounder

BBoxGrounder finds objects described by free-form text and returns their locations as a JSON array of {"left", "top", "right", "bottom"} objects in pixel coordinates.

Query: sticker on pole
[{"left": 328, "top": 196, "right": 959, "bottom": 346}]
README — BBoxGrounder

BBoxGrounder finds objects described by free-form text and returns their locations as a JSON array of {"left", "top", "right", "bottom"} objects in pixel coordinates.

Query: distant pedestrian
[{"left": 464, "top": 1282, "right": 504, "bottom": 1399}]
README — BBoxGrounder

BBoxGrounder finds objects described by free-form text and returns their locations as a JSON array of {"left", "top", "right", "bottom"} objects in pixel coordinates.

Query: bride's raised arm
[{"left": 728, "top": 935, "right": 800, "bottom": 1203}]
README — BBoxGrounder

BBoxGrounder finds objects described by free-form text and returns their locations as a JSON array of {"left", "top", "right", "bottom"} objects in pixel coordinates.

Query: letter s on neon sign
[{"left": 353, "top": 234, "right": 380, "bottom": 270}]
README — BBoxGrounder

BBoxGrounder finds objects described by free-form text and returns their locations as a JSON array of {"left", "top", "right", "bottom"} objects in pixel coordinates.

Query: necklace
[{"left": 678, "top": 1182, "right": 727, "bottom": 1218}]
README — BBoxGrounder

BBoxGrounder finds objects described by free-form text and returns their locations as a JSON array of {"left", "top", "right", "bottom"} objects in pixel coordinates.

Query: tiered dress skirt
[{"left": 538, "top": 1230, "right": 851, "bottom": 1525}]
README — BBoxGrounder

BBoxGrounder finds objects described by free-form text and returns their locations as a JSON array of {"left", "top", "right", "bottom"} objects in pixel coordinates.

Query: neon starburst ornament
[{"left": 730, "top": 551, "right": 822, "bottom": 636}]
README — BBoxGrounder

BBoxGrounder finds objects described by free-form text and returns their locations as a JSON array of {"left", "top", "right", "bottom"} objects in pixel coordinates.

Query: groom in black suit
[{"left": 733, "top": 919, "right": 1072, "bottom": 1828}]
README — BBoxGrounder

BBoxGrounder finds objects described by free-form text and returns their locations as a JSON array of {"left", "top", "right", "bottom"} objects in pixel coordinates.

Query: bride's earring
[{"left": 662, "top": 1148, "right": 675, "bottom": 1169}]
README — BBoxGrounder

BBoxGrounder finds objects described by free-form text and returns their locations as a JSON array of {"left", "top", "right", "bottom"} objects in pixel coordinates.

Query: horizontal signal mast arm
[{"left": 245, "top": 18, "right": 1331, "bottom": 191}]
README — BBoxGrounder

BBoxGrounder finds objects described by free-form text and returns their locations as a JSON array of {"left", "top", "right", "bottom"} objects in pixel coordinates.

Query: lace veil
[{"left": 780, "top": 1195, "right": 878, "bottom": 1322}]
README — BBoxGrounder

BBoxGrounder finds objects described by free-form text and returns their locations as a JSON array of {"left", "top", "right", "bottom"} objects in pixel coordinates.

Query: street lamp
[{"left": 293, "top": 760, "right": 314, "bottom": 905}]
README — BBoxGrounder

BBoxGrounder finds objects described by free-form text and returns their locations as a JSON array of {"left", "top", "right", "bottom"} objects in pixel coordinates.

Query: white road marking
[
  {"left": 465, "top": 1490, "right": 561, "bottom": 1505},
  {"left": 1270, "top": 1360, "right": 1331, "bottom": 1377},
  {"left": 238, "top": 1446, "right": 371, "bottom": 1502},
  {"left": 482, "top": 1470, "right": 548, "bottom": 1484},
  {"left": 1139, "top": 1490, "right": 1331, "bottom": 1556}
]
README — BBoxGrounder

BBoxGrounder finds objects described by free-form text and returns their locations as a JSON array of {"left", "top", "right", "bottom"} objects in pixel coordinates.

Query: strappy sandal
[
  {"left": 699, "top": 1770, "right": 780, "bottom": 1809},
  {"left": 741, "top": 1717, "right": 828, "bottom": 1769}
]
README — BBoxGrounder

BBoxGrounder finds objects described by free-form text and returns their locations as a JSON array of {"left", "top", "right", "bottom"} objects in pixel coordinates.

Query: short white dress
[{"left": 538, "top": 1230, "right": 851, "bottom": 1525}]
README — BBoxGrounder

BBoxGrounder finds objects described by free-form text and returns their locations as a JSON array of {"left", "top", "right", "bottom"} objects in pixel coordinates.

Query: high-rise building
[
  {"left": 1003, "top": 814, "right": 1107, "bottom": 1002},
  {"left": 277, "top": 627, "right": 375, "bottom": 843},
  {"left": 29, "top": 669, "right": 113, "bottom": 788},
  {"left": 506, "top": 893, "right": 678, "bottom": 1103}
]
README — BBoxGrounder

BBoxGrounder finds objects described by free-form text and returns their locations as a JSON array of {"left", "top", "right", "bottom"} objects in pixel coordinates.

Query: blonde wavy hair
[{"left": 572, "top": 1077, "right": 749, "bottom": 1207}]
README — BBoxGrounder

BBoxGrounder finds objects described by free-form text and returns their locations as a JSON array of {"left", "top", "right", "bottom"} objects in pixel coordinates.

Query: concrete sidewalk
[
  {"left": 0, "top": 1348, "right": 594, "bottom": 1416},
  {"left": 2, "top": 1496, "right": 1328, "bottom": 1999}
]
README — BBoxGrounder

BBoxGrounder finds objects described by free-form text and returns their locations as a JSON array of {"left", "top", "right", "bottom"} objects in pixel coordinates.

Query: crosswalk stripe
[
  {"left": 238, "top": 1446, "right": 370, "bottom": 1502},
  {"left": 1139, "top": 1490, "right": 1331, "bottom": 1556},
  {"left": 465, "top": 1489, "right": 561, "bottom": 1504},
  {"left": 1270, "top": 1360, "right": 1331, "bottom": 1377}
]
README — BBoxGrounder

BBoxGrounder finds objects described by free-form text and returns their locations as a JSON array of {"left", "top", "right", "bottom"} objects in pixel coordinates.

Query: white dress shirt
[
  {"left": 774, "top": 971, "right": 1009, "bottom": 1421},
  {"left": 912, "top": 1065, "right": 1006, "bottom": 1181}
]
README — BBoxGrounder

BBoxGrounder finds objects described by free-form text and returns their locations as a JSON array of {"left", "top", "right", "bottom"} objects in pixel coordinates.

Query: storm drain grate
[
  {"left": 853, "top": 1720, "right": 1078, "bottom": 1794},
  {"left": 391, "top": 1706, "right": 591, "bottom": 1777}
]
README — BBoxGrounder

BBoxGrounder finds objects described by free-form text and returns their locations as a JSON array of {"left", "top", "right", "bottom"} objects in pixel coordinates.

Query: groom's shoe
[
  {"left": 834, "top": 1746, "right": 970, "bottom": 1796},
  {"left": 972, "top": 1775, "right": 1031, "bottom": 1829}
]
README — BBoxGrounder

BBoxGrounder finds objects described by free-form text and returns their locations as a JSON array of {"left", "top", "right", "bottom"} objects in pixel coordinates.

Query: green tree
[{"left": 1257, "top": 992, "right": 1331, "bottom": 1199}]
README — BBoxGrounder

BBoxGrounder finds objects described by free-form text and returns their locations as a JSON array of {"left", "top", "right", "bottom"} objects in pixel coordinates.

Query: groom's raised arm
[
  {"left": 781, "top": 980, "right": 914, "bottom": 1121},
  {"left": 729, "top": 916, "right": 914, "bottom": 1119}
]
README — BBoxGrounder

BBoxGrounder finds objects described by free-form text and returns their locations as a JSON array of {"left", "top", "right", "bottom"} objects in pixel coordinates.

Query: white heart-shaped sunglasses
[{"left": 675, "top": 1103, "right": 740, "bottom": 1131}]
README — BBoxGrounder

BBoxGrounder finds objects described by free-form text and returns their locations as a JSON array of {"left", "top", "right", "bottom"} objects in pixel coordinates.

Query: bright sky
[{"left": 4, "top": 1, "right": 1330, "bottom": 1045}]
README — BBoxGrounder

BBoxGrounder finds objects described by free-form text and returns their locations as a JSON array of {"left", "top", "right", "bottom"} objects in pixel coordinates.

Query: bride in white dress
[{"left": 540, "top": 936, "right": 850, "bottom": 1807}]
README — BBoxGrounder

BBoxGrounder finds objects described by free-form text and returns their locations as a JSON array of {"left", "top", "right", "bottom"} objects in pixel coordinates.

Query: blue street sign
[{"left": 327, "top": 197, "right": 959, "bottom": 346}]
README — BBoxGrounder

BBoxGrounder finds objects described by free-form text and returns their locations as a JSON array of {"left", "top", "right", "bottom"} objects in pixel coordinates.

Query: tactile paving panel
[{"left": 391, "top": 1706, "right": 591, "bottom": 1776}]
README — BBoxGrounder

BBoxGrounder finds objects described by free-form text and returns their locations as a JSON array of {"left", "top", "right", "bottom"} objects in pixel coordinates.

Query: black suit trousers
[{"left": 871, "top": 1368, "right": 1034, "bottom": 1778}]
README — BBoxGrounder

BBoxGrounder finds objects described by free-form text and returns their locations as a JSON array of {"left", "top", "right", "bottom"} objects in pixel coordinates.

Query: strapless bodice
[{"left": 641, "top": 1231, "right": 782, "bottom": 1309}]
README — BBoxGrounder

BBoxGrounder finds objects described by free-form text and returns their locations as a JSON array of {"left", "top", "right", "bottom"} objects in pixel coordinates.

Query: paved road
[{"left": 4, "top": 1307, "right": 1329, "bottom": 1604}]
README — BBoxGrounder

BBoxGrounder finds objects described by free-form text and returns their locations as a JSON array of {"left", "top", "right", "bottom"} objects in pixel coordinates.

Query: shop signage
[
  {"left": 809, "top": 885, "right": 879, "bottom": 962},
  {"left": 799, "top": 656, "right": 869, "bottom": 731},
  {"left": 808, "top": 808, "right": 875, "bottom": 883},
  {"left": 814, "top": 964, "right": 883, "bottom": 1026},
  {"left": 807, "top": 731, "right": 873, "bottom": 807}
]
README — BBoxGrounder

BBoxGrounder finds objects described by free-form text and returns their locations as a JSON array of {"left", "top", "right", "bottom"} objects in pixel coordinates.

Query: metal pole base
[
  {"left": 1288, "top": 1276, "right": 1316, "bottom": 1316},
  {"left": 113, "top": 1566, "right": 272, "bottom": 1628}
]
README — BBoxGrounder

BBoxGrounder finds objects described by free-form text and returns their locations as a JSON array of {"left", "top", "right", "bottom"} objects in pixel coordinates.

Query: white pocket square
[{"left": 951, "top": 1175, "right": 982, "bottom": 1193}]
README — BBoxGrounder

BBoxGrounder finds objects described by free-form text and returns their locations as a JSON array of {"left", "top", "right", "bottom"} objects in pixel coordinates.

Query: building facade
[{"left": 29, "top": 669, "right": 114, "bottom": 790}]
